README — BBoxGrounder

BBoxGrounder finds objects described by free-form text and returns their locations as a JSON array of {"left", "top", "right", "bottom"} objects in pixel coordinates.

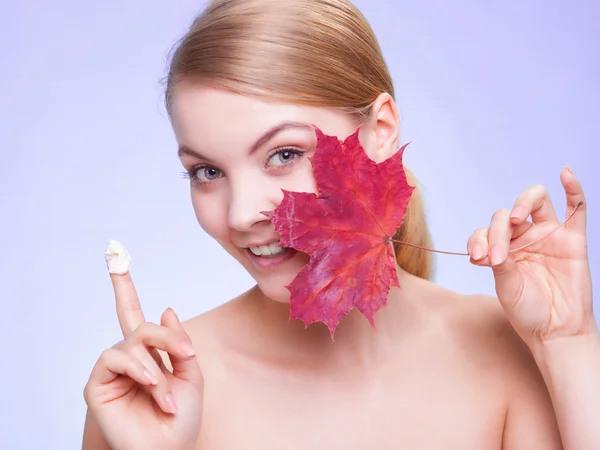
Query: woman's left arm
[
  {"left": 467, "top": 167, "right": 597, "bottom": 449},
  {"left": 531, "top": 332, "right": 600, "bottom": 449}
]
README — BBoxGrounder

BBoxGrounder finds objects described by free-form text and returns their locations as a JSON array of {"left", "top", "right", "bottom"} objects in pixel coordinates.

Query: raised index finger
[{"left": 104, "top": 239, "right": 145, "bottom": 337}]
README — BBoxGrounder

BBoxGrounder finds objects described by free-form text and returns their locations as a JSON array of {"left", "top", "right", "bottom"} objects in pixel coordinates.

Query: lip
[{"left": 246, "top": 246, "right": 298, "bottom": 270}]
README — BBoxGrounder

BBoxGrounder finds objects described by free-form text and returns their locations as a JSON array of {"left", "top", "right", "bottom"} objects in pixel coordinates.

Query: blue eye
[
  {"left": 195, "top": 167, "right": 223, "bottom": 182},
  {"left": 268, "top": 149, "right": 304, "bottom": 167}
]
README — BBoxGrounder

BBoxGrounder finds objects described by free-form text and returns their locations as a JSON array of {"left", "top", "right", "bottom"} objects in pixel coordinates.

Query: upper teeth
[{"left": 249, "top": 242, "right": 285, "bottom": 256}]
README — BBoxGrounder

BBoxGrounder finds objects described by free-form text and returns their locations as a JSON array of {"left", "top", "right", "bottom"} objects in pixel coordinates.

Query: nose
[{"left": 228, "top": 178, "right": 281, "bottom": 232}]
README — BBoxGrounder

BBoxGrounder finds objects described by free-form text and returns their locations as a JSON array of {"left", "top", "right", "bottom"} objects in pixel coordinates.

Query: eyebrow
[{"left": 177, "top": 120, "right": 314, "bottom": 161}]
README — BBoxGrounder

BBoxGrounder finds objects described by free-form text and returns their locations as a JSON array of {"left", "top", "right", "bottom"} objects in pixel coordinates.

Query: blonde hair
[{"left": 165, "top": 0, "right": 434, "bottom": 280}]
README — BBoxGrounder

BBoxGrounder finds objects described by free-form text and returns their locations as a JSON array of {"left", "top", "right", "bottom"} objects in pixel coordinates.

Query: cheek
[
  {"left": 281, "top": 160, "right": 318, "bottom": 194},
  {"left": 191, "top": 192, "right": 228, "bottom": 239}
]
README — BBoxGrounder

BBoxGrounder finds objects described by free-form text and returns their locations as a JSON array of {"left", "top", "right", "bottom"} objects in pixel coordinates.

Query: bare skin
[
  {"left": 84, "top": 86, "right": 595, "bottom": 449},
  {"left": 187, "top": 274, "right": 561, "bottom": 449},
  {"left": 83, "top": 268, "right": 562, "bottom": 449}
]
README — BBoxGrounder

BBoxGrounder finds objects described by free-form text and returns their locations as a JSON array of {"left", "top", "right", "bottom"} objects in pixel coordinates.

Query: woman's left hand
[{"left": 468, "top": 167, "right": 595, "bottom": 347}]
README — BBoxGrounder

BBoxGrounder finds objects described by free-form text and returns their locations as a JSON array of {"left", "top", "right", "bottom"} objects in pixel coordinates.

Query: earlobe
[{"left": 366, "top": 92, "right": 400, "bottom": 162}]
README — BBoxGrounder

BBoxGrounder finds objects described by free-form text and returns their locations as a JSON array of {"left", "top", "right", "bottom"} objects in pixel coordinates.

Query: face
[{"left": 170, "top": 84, "right": 398, "bottom": 303}]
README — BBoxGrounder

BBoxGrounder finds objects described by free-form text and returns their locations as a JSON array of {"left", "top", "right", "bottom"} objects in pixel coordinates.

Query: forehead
[{"left": 169, "top": 84, "right": 356, "bottom": 152}]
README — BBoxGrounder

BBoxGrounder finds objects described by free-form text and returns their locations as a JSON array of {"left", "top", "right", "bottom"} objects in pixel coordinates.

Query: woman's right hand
[{"left": 83, "top": 271, "right": 203, "bottom": 450}]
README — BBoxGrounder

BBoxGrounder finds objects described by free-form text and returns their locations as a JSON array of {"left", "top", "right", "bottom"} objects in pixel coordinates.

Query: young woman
[{"left": 82, "top": 0, "right": 597, "bottom": 448}]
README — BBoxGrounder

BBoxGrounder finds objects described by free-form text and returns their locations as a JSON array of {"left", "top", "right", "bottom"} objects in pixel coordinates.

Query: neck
[{"left": 250, "top": 267, "right": 427, "bottom": 373}]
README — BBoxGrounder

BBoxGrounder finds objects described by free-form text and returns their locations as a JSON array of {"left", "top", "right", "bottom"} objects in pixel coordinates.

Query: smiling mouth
[{"left": 244, "top": 240, "right": 301, "bottom": 270}]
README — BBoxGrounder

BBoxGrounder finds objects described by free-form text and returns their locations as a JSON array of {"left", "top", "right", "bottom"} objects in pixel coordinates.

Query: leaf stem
[{"left": 390, "top": 201, "right": 584, "bottom": 257}]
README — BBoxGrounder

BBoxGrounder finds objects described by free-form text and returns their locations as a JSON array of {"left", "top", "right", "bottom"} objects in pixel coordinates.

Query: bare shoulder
[
  {"left": 461, "top": 293, "right": 546, "bottom": 381},
  {"left": 418, "top": 281, "right": 560, "bottom": 445},
  {"left": 450, "top": 292, "right": 531, "bottom": 360},
  {"left": 439, "top": 285, "right": 544, "bottom": 377},
  {"left": 411, "top": 277, "right": 548, "bottom": 387}
]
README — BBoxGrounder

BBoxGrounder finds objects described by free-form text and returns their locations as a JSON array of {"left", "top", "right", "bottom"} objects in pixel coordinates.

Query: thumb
[
  {"left": 561, "top": 167, "right": 587, "bottom": 233},
  {"left": 161, "top": 308, "right": 204, "bottom": 387}
]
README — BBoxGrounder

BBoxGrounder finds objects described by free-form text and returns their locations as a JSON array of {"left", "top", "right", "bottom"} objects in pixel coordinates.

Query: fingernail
[
  {"left": 490, "top": 246, "right": 504, "bottom": 266},
  {"left": 180, "top": 341, "right": 196, "bottom": 357},
  {"left": 565, "top": 166, "right": 573, "bottom": 175},
  {"left": 143, "top": 369, "right": 158, "bottom": 385},
  {"left": 472, "top": 244, "right": 483, "bottom": 260},
  {"left": 164, "top": 393, "right": 178, "bottom": 414},
  {"left": 510, "top": 206, "right": 524, "bottom": 221}
]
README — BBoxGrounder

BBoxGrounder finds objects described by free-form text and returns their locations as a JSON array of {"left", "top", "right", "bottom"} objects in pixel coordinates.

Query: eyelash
[{"left": 181, "top": 147, "right": 306, "bottom": 186}]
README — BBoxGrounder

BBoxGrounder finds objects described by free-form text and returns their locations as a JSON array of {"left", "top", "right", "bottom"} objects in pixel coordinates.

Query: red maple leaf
[{"left": 266, "top": 126, "right": 414, "bottom": 338}]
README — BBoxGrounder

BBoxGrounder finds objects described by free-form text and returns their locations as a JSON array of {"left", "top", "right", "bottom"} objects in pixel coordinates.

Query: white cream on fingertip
[{"left": 104, "top": 239, "right": 132, "bottom": 275}]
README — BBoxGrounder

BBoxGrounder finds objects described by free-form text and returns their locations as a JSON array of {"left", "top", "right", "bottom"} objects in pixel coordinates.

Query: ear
[{"left": 358, "top": 92, "right": 400, "bottom": 163}]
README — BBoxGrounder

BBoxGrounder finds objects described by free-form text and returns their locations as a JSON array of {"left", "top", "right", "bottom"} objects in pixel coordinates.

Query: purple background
[{"left": 1, "top": 0, "right": 598, "bottom": 448}]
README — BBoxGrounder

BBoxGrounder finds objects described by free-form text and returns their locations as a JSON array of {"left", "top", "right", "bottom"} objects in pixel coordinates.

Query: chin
[{"left": 256, "top": 283, "right": 292, "bottom": 304}]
